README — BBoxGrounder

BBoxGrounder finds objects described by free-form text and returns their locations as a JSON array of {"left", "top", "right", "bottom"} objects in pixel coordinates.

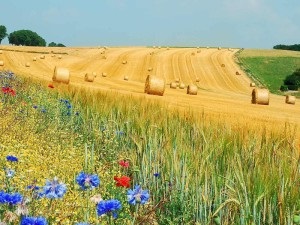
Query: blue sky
[{"left": 0, "top": 0, "right": 299, "bottom": 48}]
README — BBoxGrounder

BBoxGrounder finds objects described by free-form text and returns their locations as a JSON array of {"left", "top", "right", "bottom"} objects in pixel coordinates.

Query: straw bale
[
  {"left": 196, "top": 77, "right": 200, "bottom": 82},
  {"left": 25, "top": 62, "right": 30, "bottom": 67},
  {"left": 206, "top": 46, "right": 209, "bottom": 49},
  {"left": 221, "top": 64, "right": 225, "bottom": 67},
  {"left": 197, "top": 50, "right": 201, "bottom": 53},
  {"left": 33, "top": 57, "right": 37, "bottom": 61},
  {"left": 187, "top": 84, "right": 198, "bottom": 95},
  {"left": 0, "top": 50, "right": 2, "bottom": 54},
  {"left": 144, "top": 75, "right": 165, "bottom": 96},
  {"left": 40, "top": 55, "right": 45, "bottom": 59},
  {"left": 191, "top": 52, "right": 195, "bottom": 56},
  {"left": 124, "top": 76, "right": 129, "bottom": 81},
  {"left": 179, "top": 83, "right": 185, "bottom": 89},
  {"left": 251, "top": 88, "right": 269, "bottom": 105},
  {"left": 148, "top": 67, "right": 153, "bottom": 72},
  {"left": 92, "top": 72, "right": 97, "bottom": 77},
  {"left": 250, "top": 82, "right": 255, "bottom": 87},
  {"left": 52, "top": 67, "right": 70, "bottom": 84},
  {"left": 286, "top": 95, "right": 296, "bottom": 105},
  {"left": 58, "top": 55, "right": 62, "bottom": 59},
  {"left": 170, "top": 82, "right": 177, "bottom": 89},
  {"left": 122, "top": 60, "right": 127, "bottom": 64},
  {"left": 236, "top": 71, "right": 241, "bottom": 75},
  {"left": 175, "top": 78, "right": 180, "bottom": 83},
  {"left": 102, "top": 72, "right": 107, "bottom": 77},
  {"left": 218, "top": 47, "right": 221, "bottom": 50},
  {"left": 0, "top": 61, "right": 4, "bottom": 66},
  {"left": 84, "top": 73, "right": 94, "bottom": 82}
]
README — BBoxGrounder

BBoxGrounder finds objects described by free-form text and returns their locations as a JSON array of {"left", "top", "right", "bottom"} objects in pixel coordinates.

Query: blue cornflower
[
  {"left": 41, "top": 108, "right": 46, "bottom": 113},
  {"left": 39, "top": 177, "right": 67, "bottom": 199},
  {"left": 97, "top": 199, "right": 122, "bottom": 218},
  {"left": 75, "top": 111, "right": 79, "bottom": 116},
  {"left": 33, "top": 105, "right": 38, "bottom": 109},
  {"left": 0, "top": 191, "right": 23, "bottom": 204},
  {"left": 127, "top": 185, "right": 150, "bottom": 205},
  {"left": 76, "top": 171, "right": 100, "bottom": 190},
  {"left": 6, "top": 155, "right": 18, "bottom": 162},
  {"left": 153, "top": 173, "right": 160, "bottom": 178},
  {"left": 21, "top": 216, "right": 47, "bottom": 225},
  {"left": 5, "top": 168, "right": 15, "bottom": 178}
]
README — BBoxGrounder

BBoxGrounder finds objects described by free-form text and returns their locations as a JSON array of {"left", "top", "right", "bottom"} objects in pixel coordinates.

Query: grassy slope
[{"left": 236, "top": 49, "right": 300, "bottom": 94}]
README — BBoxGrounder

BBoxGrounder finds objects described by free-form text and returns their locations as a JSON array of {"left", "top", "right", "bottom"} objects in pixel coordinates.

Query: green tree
[
  {"left": 48, "top": 42, "right": 65, "bottom": 47},
  {"left": 0, "top": 25, "right": 8, "bottom": 44},
  {"left": 8, "top": 29, "right": 46, "bottom": 46},
  {"left": 283, "top": 68, "right": 300, "bottom": 90}
]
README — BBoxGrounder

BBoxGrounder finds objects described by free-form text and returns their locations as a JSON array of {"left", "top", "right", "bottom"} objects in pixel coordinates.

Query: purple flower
[
  {"left": 21, "top": 216, "right": 47, "bottom": 225},
  {"left": 39, "top": 177, "right": 67, "bottom": 199},
  {"left": 0, "top": 191, "right": 23, "bottom": 205},
  {"left": 127, "top": 185, "right": 150, "bottom": 205},
  {"left": 76, "top": 171, "right": 100, "bottom": 190},
  {"left": 6, "top": 155, "right": 18, "bottom": 162},
  {"left": 153, "top": 173, "right": 160, "bottom": 178},
  {"left": 97, "top": 199, "right": 122, "bottom": 218}
]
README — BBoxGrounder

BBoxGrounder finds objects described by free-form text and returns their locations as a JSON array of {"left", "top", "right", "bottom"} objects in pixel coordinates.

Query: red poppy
[
  {"left": 119, "top": 160, "right": 129, "bottom": 168},
  {"left": 114, "top": 176, "right": 130, "bottom": 188},
  {"left": 48, "top": 83, "right": 54, "bottom": 88},
  {"left": 2, "top": 87, "right": 16, "bottom": 96}
]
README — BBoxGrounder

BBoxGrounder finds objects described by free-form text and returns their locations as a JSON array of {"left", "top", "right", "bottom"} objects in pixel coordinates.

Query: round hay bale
[
  {"left": 144, "top": 75, "right": 165, "bottom": 96},
  {"left": 197, "top": 50, "right": 201, "bottom": 53},
  {"left": 196, "top": 77, "right": 200, "bottom": 82},
  {"left": 102, "top": 55, "right": 107, "bottom": 59},
  {"left": 40, "top": 55, "right": 45, "bottom": 59},
  {"left": 33, "top": 57, "right": 37, "bottom": 61},
  {"left": 0, "top": 50, "right": 2, "bottom": 54},
  {"left": 25, "top": 62, "right": 30, "bottom": 67},
  {"left": 102, "top": 72, "right": 107, "bottom": 77},
  {"left": 167, "top": 47, "right": 170, "bottom": 50},
  {"left": 236, "top": 71, "right": 240, "bottom": 75},
  {"left": 179, "top": 83, "right": 185, "bottom": 89},
  {"left": 148, "top": 67, "right": 153, "bottom": 72},
  {"left": 84, "top": 73, "right": 94, "bottom": 82},
  {"left": 170, "top": 82, "right": 177, "bottom": 89},
  {"left": 58, "top": 55, "right": 62, "bottom": 59},
  {"left": 187, "top": 84, "right": 198, "bottom": 95},
  {"left": 122, "top": 60, "right": 127, "bottom": 64},
  {"left": 286, "top": 95, "right": 296, "bottom": 105},
  {"left": 250, "top": 82, "right": 256, "bottom": 87},
  {"left": 206, "top": 46, "right": 210, "bottom": 49},
  {"left": 0, "top": 61, "right": 4, "bottom": 66},
  {"left": 175, "top": 78, "right": 180, "bottom": 83},
  {"left": 251, "top": 88, "right": 269, "bottom": 105},
  {"left": 191, "top": 52, "right": 195, "bottom": 56},
  {"left": 221, "top": 64, "right": 225, "bottom": 67},
  {"left": 218, "top": 47, "right": 221, "bottom": 50},
  {"left": 92, "top": 72, "right": 97, "bottom": 78},
  {"left": 124, "top": 76, "right": 129, "bottom": 81},
  {"left": 52, "top": 67, "right": 70, "bottom": 84}
]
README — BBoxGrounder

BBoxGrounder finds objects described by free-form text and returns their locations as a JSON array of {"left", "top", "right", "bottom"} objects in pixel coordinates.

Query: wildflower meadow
[{"left": 1, "top": 70, "right": 300, "bottom": 224}]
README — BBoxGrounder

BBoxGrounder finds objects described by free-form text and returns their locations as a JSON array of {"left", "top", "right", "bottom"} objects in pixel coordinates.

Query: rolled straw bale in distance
[
  {"left": 144, "top": 75, "right": 165, "bottom": 96},
  {"left": 84, "top": 73, "right": 94, "bottom": 82},
  {"left": 148, "top": 67, "right": 153, "bottom": 72},
  {"left": 0, "top": 61, "right": 4, "bottom": 66},
  {"left": 187, "top": 84, "right": 198, "bottom": 95},
  {"left": 179, "top": 83, "right": 185, "bottom": 89},
  {"left": 58, "top": 55, "right": 62, "bottom": 59},
  {"left": 175, "top": 78, "right": 180, "bottom": 83},
  {"left": 221, "top": 64, "right": 225, "bottom": 67},
  {"left": 33, "top": 57, "right": 37, "bottom": 61},
  {"left": 251, "top": 88, "right": 269, "bottom": 105},
  {"left": 40, "top": 55, "right": 45, "bottom": 59},
  {"left": 196, "top": 77, "right": 200, "bottom": 82},
  {"left": 218, "top": 47, "right": 221, "bottom": 50},
  {"left": 122, "top": 60, "right": 127, "bottom": 64},
  {"left": 250, "top": 82, "right": 256, "bottom": 87},
  {"left": 102, "top": 72, "right": 107, "bottom": 77},
  {"left": 124, "top": 76, "right": 129, "bottom": 81},
  {"left": 52, "top": 67, "right": 70, "bottom": 84},
  {"left": 0, "top": 50, "right": 2, "bottom": 54},
  {"left": 170, "top": 82, "right": 177, "bottom": 89},
  {"left": 92, "top": 72, "right": 97, "bottom": 77},
  {"left": 286, "top": 95, "right": 296, "bottom": 105},
  {"left": 25, "top": 62, "right": 30, "bottom": 67},
  {"left": 236, "top": 71, "right": 240, "bottom": 75}
]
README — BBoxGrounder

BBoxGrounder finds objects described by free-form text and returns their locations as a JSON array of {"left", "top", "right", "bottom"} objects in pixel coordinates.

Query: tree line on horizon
[
  {"left": 0, "top": 25, "right": 65, "bottom": 47},
  {"left": 273, "top": 44, "right": 300, "bottom": 51}
]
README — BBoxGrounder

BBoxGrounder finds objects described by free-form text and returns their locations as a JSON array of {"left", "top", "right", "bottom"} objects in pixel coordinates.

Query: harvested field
[{"left": 1, "top": 46, "right": 300, "bottom": 138}]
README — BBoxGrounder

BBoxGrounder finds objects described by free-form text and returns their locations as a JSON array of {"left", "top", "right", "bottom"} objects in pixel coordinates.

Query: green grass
[
  {"left": 236, "top": 50, "right": 300, "bottom": 94},
  {"left": 1, "top": 71, "right": 300, "bottom": 224}
]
